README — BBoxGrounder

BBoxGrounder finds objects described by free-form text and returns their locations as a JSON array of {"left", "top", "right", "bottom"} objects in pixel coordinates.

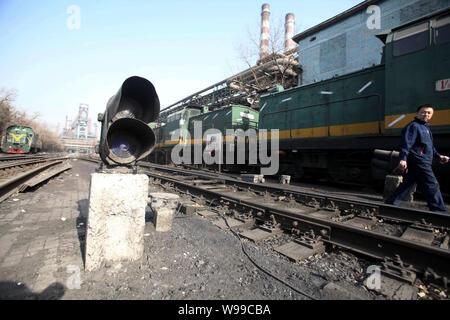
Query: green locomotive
[
  {"left": 1, "top": 125, "right": 42, "bottom": 154},
  {"left": 149, "top": 104, "right": 259, "bottom": 171},
  {"left": 258, "top": 7, "right": 450, "bottom": 186},
  {"left": 149, "top": 7, "right": 450, "bottom": 189},
  {"left": 150, "top": 104, "right": 206, "bottom": 164}
]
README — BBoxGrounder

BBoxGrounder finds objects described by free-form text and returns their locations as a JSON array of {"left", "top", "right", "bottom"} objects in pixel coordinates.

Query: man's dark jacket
[{"left": 399, "top": 118, "right": 441, "bottom": 164}]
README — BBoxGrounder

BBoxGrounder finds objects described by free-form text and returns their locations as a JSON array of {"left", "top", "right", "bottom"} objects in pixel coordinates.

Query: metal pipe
[{"left": 230, "top": 58, "right": 300, "bottom": 83}]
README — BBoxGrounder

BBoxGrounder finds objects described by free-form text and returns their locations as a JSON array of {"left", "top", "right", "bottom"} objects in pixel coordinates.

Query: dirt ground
[{"left": 0, "top": 158, "right": 397, "bottom": 304}]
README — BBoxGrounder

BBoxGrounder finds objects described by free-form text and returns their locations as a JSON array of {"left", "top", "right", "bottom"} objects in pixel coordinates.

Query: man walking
[{"left": 385, "top": 104, "right": 449, "bottom": 213}]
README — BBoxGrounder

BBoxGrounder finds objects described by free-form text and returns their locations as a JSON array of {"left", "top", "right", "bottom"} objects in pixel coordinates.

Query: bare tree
[
  {"left": 0, "top": 88, "right": 18, "bottom": 134},
  {"left": 229, "top": 15, "right": 300, "bottom": 108}
]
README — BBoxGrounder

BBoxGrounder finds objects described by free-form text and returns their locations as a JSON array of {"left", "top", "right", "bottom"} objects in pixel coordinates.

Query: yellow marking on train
[
  {"left": 154, "top": 111, "right": 450, "bottom": 149},
  {"left": 223, "top": 136, "right": 235, "bottom": 143},
  {"left": 157, "top": 121, "right": 384, "bottom": 146},
  {"left": 290, "top": 126, "right": 328, "bottom": 139},
  {"left": 163, "top": 139, "right": 183, "bottom": 145},
  {"left": 191, "top": 139, "right": 206, "bottom": 144},
  {"left": 268, "top": 121, "right": 381, "bottom": 140},
  {"left": 330, "top": 121, "right": 380, "bottom": 136},
  {"left": 385, "top": 110, "right": 450, "bottom": 129},
  {"left": 8, "top": 133, "right": 26, "bottom": 142}
]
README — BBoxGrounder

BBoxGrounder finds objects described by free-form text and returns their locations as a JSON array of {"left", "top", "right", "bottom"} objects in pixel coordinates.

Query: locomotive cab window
[
  {"left": 188, "top": 109, "right": 200, "bottom": 117},
  {"left": 435, "top": 15, "right": 450, "bottom": 45},
  {"left": 393, "top": 22, "right": 429, "bottom": 56},
  {"left": 167, "top": 112, "right": 181, "bottom": 122}
]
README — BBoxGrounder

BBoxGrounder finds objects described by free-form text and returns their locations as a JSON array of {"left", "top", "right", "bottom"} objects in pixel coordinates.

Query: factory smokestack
[
  {"left": 284, "top": 13, "right": 295, "bottom": 51},
  {"left": 259, "top": 3, "right": 270, "bottom": 60}
]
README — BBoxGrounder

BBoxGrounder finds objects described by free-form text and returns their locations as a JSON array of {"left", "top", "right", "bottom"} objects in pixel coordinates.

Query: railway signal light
[{"left": 98, "top": 76, "right": 160, "bottom": 166}]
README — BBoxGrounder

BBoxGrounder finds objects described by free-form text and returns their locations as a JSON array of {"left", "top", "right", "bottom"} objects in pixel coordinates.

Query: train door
[
  {"left": 384, "top": 19, "right": 432, "bottom": 135},
  {"left": 431, "top": 13, "right": 450, "bottom": 134}
]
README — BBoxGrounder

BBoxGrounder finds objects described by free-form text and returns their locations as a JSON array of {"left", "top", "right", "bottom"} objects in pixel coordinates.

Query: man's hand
[
  {"left": 440, "top": 155, "right": 450, "bottom": 164},
  {"left": 393, "top": 160, "right": 407, "bottom": 174},
  {"left": 399, "top": 160, "right": 407, "bottom": 170}
]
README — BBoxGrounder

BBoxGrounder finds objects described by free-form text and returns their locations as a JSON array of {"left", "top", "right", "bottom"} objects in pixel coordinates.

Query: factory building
[{"left": 293, "top": 0, "right": 450, "bottom": 86}]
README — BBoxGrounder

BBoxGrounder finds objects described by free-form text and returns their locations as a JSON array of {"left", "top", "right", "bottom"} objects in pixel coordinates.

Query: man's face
[{"left": 416, "top": 107, "right": 434, "bottom": 122}]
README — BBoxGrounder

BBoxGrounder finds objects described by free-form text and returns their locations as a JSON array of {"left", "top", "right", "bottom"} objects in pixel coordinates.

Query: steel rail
[
  {"left": 77, "top": 157, "right": 450, "bottom": 282},
  {"left": 138, "top": 162, "right": 450, "bottom": 229},
  {"left": 0, "top": 154, "right": 51, "bottom": 161},
  {"left": 0, "top": 157, "right": 61, "bottom": 170},
  {"left": 0, "top": 160, "right": 67, "bottom": 203},
  {"left": 141, "top": 168, "right": 450, "bottom": 280},
  {"left": 80, "top": 158, "right": 450, "bottom": 229}
]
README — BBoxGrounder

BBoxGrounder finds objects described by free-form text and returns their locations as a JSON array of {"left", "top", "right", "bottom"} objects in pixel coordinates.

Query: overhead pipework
[{"left": 156, "top": 3, "right": 301, "bottom": 122}]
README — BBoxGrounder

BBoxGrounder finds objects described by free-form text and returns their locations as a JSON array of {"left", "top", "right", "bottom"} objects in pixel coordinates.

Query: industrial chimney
[
  {"left": 284, "top": 13, "right": 295, "bottom": 51},
  {"left": 259, "top": 3, "right": 270, "bottom": 60}
]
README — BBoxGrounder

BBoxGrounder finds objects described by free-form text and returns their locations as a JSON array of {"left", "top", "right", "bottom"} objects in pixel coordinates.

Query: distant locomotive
[
  {"left": 1, "top": 125, "right": 42, "bottom": 154},
  {"left": 150, "top": 8, "right": 450, "bottom": 189}
]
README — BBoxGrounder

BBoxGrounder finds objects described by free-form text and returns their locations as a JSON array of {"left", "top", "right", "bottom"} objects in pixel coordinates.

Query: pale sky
[{"left": 0, "top": 0, "right": 363, "bottom": 133}]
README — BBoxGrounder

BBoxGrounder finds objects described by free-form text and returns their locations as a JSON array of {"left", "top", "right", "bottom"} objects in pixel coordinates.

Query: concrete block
[
  {"left": 274, "top": 240, "right": 325, "bottom": 262},
  {"left": 239, "top": 227, "right": 283, "bottom": 242},
  {"left": 241, "top": 174, "right": 265, "bottom": 183},
  {"left": 370, "top": 274, "right": 418, "bottom": 300},
  {"left": 279, "top": 175, "right": 291, "bottom": 184},
  {"left": 383, "top": 175, "right": 414, "bottom": 202},
  {"left": 197, "top": 210, "right": 217, "bottom": 218},
  {"left": 322, "top": 282, "right": 363, "bottom": 300},
  {"left": 85, "top": 173, "right": 149, "bottom": 271},
  {"left": 180, "top": 201, "right": 202, "bottom": 215},
  {"left": 149, "top": 193, "right": 179, "bottom": 232}
]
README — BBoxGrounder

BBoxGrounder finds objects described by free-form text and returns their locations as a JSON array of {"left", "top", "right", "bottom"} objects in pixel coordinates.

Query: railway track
[
  {"left": 181, "top": 162, "right": 450, "bottom": 203},
  {"left": 79, "top": 157, "right": 450, "bottom": 298},
  {"left": 141, "top": 163, "right": 450, "bottom": 294},
  {"left": 0, "top": 154, "right": 71, "bottom": 203}
]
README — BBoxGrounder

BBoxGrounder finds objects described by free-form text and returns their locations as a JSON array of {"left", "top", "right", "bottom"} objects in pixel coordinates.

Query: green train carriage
[
  {"left": 258, "top": 7, "right": 450, "bottom": 186},
  {"left": 150, "top": 105, "right": 206, "bottom": 164},
  {"left": 1, "top": 125, "right": 42, "bottom": 154},
  {"left": 187, "top": 104, "right": 259, "bottom": 171},
  {"left": 150, "top": 104, "right": 259, "bottom": 171}
]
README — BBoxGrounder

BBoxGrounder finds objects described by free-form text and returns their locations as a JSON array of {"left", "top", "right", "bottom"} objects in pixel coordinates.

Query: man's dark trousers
[{"left": 385, "top": 160, "right": 447, "bottom": 212}]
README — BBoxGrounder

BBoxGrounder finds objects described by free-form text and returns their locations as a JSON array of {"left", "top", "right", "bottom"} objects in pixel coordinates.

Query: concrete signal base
[
  {"left": 149, "top": 192, "right": 180, "bottom": 232},
  {"left": 85, "top": 173, "right": 149, "bottom": 271}
]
